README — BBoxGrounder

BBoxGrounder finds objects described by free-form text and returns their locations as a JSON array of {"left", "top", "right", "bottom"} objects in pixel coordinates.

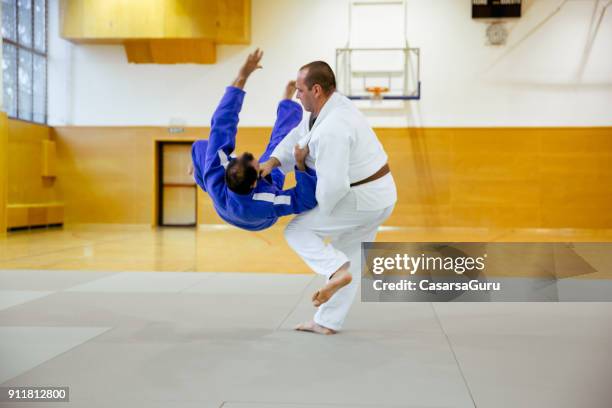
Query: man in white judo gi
[{"left": 260, "top": 61, "right": 397, "bottom": 334}]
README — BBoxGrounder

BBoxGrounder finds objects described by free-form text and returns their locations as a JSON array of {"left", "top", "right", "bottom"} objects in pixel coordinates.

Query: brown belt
[{"left": 350, "top": 163, "right": 390, "bottom": 187}]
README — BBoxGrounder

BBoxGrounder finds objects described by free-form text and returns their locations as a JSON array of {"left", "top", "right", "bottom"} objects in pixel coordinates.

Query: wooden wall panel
[
  {"left": 3, "top": 119, "right": 64, "bottom": 230},
  {"left": 7, "top": 120, "right": 59, "bottom": 205},
  {"left": 6, "top": 206, "right": 28, "bottom": 229},
  {"left": 62, "top": 0, "right": 248, "bottom": 42},
  {"left": 124, "top": 39, "right": 217, "bottom": 64},
  {"left": 52, "top": 126, "right": 612, "bottom": 229},
  {"left": 216, "top": 0, "right": 251, "bottom": 43},
  {"left": 61, "top": 0, "right": 216, "bottom": 40},
  {"left": 42, "top": 140, "right": 57, "bottom": 177},
  {"left": 47, "top": 204, "right": 65, "bottom": 224},
  {"left": 54, "top": 127, "right": 159, "bottom": 224}
]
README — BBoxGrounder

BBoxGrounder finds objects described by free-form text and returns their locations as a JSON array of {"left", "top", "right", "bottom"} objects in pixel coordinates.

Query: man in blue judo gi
[{"left": 190, "top": 49, "right": 317, "bottom": 231}]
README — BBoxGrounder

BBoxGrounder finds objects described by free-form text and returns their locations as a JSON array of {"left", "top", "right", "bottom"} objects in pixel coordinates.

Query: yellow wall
[
  {"left": 1, "top": 119, "right": 63, "bottom": 231},
  {"left": 53, "top": 126, "right": 281, "bottom": 225},
  {"left": 376, "top": 127, "right": 612, "bottom": 228},
  {"left": 54, "top": 127, "right": 199, "bottom": 224},
  {"left": 7, "top": 120, "right": 59, "bottom": 205},
  {"left": 0, "top": 113, "right": 8, "bottom": 236},
  {"left": 52, "top": 126, "right": 612, "bottom": 229}
]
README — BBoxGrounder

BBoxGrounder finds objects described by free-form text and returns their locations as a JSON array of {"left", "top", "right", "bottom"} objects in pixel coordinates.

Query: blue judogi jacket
[{"left": 191, "top": 86, "right": 317, "bottom": 231}]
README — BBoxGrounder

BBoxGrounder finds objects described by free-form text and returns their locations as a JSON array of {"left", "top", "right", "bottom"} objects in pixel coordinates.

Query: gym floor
[{"left": 1, "top": 225, "right": 612, "bottom": 407}]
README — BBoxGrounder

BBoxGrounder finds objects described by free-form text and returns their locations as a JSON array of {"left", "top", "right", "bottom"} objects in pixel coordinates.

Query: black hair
[{"left": 225, "top": 152, "right": 258, "bottom": 195}]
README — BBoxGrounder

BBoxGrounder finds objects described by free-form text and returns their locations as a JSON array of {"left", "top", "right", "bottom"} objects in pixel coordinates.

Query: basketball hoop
[{"left": 365, "top": 86, "right": 390, "bottom": 101}]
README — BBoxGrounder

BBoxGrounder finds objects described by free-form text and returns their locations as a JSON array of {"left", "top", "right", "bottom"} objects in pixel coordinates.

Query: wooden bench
[{"left": 7, "top": 203, "right": 64, "bottom": 230}]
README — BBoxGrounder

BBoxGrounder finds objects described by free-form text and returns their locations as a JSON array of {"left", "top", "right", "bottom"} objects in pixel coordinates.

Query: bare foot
[
  {"left": 294, "top": 320, "right": 336, "bottom": 335},
  {"left": 312, "top": 266, "right": 352, "bottom": 307}
]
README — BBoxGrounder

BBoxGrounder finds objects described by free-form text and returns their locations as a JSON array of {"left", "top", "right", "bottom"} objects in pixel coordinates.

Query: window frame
[{"left": 2, "top": 0, "right": 48, "bottom": 124}]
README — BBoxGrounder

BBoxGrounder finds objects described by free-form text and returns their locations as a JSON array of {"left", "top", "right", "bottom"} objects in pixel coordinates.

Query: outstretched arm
[
  {"left": 202, "top": 49, "right": 264, "bottom": 198},
  {"left": 231, "top": 48, "right": 263, "bottom": 90},
  {"left": 206, "top": 48, "right": 263, "bottom": 162}
]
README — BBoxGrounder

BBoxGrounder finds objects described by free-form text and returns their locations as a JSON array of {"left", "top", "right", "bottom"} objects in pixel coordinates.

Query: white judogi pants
[{"left": 284, "top": 181, "right": 395, "bottom": 331}]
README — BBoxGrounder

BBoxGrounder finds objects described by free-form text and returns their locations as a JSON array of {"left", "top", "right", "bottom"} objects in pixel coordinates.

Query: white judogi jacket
[{"left": 271, "top": 92, "right": 397, "bottom": 215}]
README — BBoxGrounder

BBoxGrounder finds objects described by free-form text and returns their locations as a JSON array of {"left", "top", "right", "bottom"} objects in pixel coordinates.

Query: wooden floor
[{"left": 1, "top": 224, "right": 612, "bottom": 274}]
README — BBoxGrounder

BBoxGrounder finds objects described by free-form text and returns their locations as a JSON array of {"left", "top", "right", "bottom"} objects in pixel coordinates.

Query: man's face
[{"left": 296, "top": 69, "right": 316, "bottom": 112}]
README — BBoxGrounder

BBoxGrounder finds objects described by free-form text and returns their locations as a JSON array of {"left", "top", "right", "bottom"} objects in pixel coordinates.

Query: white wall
[{"left": 48, "top": 0, "right": 612, "bottom": 127}]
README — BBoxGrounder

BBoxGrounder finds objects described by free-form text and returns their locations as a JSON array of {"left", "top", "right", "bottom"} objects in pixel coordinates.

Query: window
[{"left": 2, "top": 0, "right": 47, "bottom": 123}]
